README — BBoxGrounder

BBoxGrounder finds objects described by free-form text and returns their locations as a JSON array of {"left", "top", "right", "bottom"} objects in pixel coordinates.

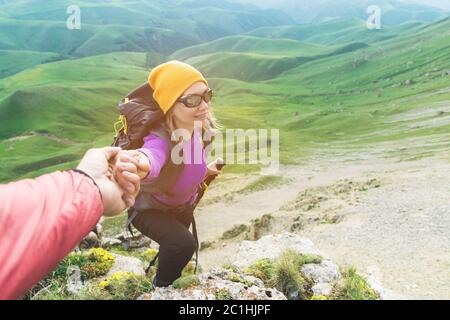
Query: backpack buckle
[{"left": 113, "top": 115, "right": 128, "bottom": 136}]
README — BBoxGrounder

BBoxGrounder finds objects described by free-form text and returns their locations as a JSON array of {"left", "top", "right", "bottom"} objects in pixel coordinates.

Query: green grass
[
  {"left": 102, "top": 212, "right": 128, "bottom": 238},
  {"left": 0, "top": 0, "right": 292, "bottom": 57},
  {"left": 239, "top": 176, "right": 288, "bottom": 194},
  {"left": 332, "top": 267, "right": 379, "bottom": 300},
  {"left": 172, "top": 275, "right": 200, "bottom": 289},
  {"left": 171, "top": 35, "right": 329, "bottom": 60},
  {"left": 0, "top": 50, "right": 61, "bottom": 78},
  {"left": 270, "top": 250, "right": 314, "bottom": 300},
  {"left": 1, "top": 16, "right": 449, "bottom": 183}
]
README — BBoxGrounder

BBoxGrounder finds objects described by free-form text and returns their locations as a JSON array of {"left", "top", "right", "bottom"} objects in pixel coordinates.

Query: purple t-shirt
[{"left": 138, "top": 132, "right": 207, "bottom": 206}]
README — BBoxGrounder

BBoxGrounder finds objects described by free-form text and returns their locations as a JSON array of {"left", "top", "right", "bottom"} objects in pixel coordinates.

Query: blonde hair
[{"left": 165, "top": 106, "right": 221, "bottom": 144}]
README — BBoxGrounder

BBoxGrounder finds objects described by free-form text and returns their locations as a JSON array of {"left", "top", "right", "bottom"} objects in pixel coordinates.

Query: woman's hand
[
  {"left": 77, "top": 147, "right": 141, "bottom": 216},
  {"left": 206, "top": 158, "right": 223, "bottom": 177},
  {"left": 114, "top": 150, "right": 151, "bottom": 181}
]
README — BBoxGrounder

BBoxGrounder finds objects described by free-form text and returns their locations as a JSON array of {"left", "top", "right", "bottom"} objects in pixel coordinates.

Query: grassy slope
[
  {"left": 0, "top": 50, "right": 59, "bottom": 78},
  {"left": 171, "top": 35, "right": 329, "bottom": 60},
  {"left": 189, "top": 18, "right": 450, "bottom": 162},
  {"left": 0, "top": 17, "right": 200, "bottom": 57},
  {"left": 247, "top": 17, "right": 426, "bottom": 45},
  {"left": 1, "top": 18, "right": 449, "bottom": 182},
  {"left": 0, "top": 52, "right": 155, "bottom": 181},
  {"left": 0, "top": 0, "right": 293, "bottom": 57}
]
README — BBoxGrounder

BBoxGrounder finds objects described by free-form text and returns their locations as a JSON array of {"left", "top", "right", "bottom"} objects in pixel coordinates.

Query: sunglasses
[{"left": 177, "top": 88, "right": 213, "bottom": 108}]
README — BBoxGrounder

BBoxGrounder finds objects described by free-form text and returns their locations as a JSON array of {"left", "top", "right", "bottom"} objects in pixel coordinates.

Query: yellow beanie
[{"left": 148, "top": 60, "right": 208, "bottom": 114}]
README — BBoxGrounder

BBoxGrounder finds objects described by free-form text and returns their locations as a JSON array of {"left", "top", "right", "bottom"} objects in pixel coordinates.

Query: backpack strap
[{"left": 191, "top": 216, "right": 199, "bottom": 274}]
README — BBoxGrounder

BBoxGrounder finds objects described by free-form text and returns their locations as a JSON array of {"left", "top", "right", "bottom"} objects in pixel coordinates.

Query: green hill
[
  {"left": 170, "top": 29, "right": 374, "bottom": 82},
  {"left": 0, "top": 0, "right": 293, "bottom": 58},
  {"left": 231, "top": 0, "right": 448, "bottom": 25},
  {"left": 0, "top": 17, "right": 449, "bottom": 182},
  {"left": 171, "top": 35, "right": 329, "bottom": 60},
  {"left": 0, "top": 51, "right": 157, "bottom": 182},
  {"left": 247, "top": 17, "right": 426, "bottom": 45},
  {"left": 0, "top": 50, "right": 59, "bottom": 78}
]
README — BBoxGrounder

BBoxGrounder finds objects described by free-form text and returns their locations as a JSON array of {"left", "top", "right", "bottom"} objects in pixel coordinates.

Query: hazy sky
[
  {"left": 232, "top": 0, "right": 450, "bottom": 11},
  {"left": 408, "top": 0, "right": 450, "bottom": 10}
]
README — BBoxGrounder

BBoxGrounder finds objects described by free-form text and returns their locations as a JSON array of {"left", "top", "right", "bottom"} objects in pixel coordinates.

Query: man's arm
[{"left": 0, "top": 170, "right": 103, "bottom": 300}]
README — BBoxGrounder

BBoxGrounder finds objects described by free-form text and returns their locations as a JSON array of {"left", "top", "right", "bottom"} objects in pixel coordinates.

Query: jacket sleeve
[
  {"left": 0, "top": 170, "right": 104, "bottom": 300},
  {"left": 137, "top": 134, "right": 169, "bottom": 180}
]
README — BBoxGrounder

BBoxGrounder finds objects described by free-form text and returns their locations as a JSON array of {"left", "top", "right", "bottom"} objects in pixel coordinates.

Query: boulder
[{"left": 233, "top": 232, "right": 327, "bottom": 270}]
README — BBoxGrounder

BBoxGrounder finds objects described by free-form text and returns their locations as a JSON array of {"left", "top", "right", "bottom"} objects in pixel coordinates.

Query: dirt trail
[{"left": 196, "top": 149, "right": 450, "bottom": 299}]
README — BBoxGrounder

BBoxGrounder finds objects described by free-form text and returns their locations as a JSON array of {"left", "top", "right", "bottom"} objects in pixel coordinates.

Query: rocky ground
[
  {"left": 34, "top": 139, "right": 449, "bottom": 300},
  {"left": 196, "top": 148, "right": 450, "bottom": 300}
]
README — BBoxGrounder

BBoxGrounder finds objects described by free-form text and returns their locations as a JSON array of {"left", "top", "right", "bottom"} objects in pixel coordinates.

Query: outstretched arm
[{"left": 0, "top": 147, "right": 142, "bottom": 299}]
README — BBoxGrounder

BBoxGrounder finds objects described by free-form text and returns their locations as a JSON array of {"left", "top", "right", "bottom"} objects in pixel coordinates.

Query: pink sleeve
[
  {"left": 137, "top": 134, "right": 169, "bottom": 180},
  {"left": 0, "top": 171, "right": 104, "bottom": 300}
]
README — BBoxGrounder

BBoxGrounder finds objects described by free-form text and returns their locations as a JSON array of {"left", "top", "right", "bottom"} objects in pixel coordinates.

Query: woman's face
[{"left": 170, "top": 81, "right": 211, "bottom": 129}]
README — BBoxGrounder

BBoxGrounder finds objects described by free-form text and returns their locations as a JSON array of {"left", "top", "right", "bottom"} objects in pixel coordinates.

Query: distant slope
[
  {"left": 171, "top": 35, "right": 328, "bottom": 60},
  {"left": 1, "top": 17, "right": 449, "bottom": 183},
  {"left": 247, "top": 17, "right": 426, "bottom": 45},
  {"left": 177, "top": 38, "right": 368, "bottom": 81},
  {"left": 0, "top": 0, "right": 294, "bottom": 57},
  {"left": 230, "top": 0, "right": 448, "bottom": 25},
  {"left": 0, "top": 51, "right": 158, "bottom": 182},
  {"left": 0, "top": 52, "right": 156, "bottom": 141},
  {"left": 0, "top": 18, "right": 198, "bottom": 57},
  {"left": 0, "top": 50, "right": 59, "bottom": 78}
]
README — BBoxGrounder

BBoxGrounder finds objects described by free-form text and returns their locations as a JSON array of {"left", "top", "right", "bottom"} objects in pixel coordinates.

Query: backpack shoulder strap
[{"left": 149, "top": 122, "right": 171, "bottom": 143}]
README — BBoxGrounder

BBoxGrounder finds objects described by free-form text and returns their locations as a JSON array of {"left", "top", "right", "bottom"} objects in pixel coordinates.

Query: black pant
[{"left": 130, "top": 207, "right": 196, "bottom": 286}]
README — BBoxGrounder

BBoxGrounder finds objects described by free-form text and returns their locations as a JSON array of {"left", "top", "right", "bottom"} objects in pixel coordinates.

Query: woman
[{"left": 122, "top": 60, "right": 221, "bottom": 287}]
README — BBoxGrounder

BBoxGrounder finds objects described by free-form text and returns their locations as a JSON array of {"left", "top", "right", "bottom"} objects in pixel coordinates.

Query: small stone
[
  {"left": 66, "top": 266, "right": 84, "bottom": 295},
  {"left": 102, "top": 237, "right": 122, "bottom": 248},
  {"left": 107, "top": 253, "right": 145, "bottom": 277},
  {"left": 404, "top": 79, "right": 413, "bottom": 85},
  {"left": 301, "top": 260, "right": 341, "bottom": 284},
  {"left": 79, "top": 231, "right": 100, "bottom": 249},
  {"left": 95, "top": 224, "right": 103, "bottom": 237}
]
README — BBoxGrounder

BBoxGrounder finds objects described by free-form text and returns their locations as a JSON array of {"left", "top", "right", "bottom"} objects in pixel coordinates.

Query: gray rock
[
  {"left": 233, "top": 232, "right": 327, "bottom": 270},
  {"left": 79, "top": 231, "right": 100, "bottom": 249},
  {"left": 116, "top": 232, "right": 152, "bottom": 250},
  {"left": 301, "top": 260, "right": 341, "bottom": 284},
  {"left": 137, "top": 268, "right": 286, "bottom": 300},
  {"left": 66, "top": 266, "right": 84, "bottom": 295},
  {"left": 102, "top": 237, "right": 122, "bottom": 247},
  {"left": 107, "top": 253, "right": 145, "bottom": 277},
  {"left": 95, "top": 224, "right": 103, "bottom": 237},
  {"left": 311, "top": 283, "right": 333, "bottom": 296}
]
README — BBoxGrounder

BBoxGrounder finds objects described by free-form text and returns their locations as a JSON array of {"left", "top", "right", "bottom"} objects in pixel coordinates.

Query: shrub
[
  {"left": 332, "top": 267, "right": 379, "bottom": 300},
  {"left": 79, "top": 248, "right": 115, "bottom": 280},
  {"left": 221, "top": 224, "right": 250, "bottom": 240},
  {"left": 172, "top": 275, "right": 201, "bottom": 289},
  {"left": 225, "top": 274, "right": 255, "bottom": 287},
  {"left": 25, "top": 248, "right": 115, "bottom": 299},
  {"left": 244, "top": 259, "right": 274, "bottom": 284},
  {"left": 215, "top": 289, "right": 233, "bottom": 300},
  {"left": 269, "top": 250, "right": 314, "bottom": 300},
  {"left": 140, "top": 249, "right": 159, "bottom": 263},
  {"left": 85, "top": 272, "right": 153, "bottom": 300},
  {"left": 182, "top": 261, "right": 198, "bottom": 277}
]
